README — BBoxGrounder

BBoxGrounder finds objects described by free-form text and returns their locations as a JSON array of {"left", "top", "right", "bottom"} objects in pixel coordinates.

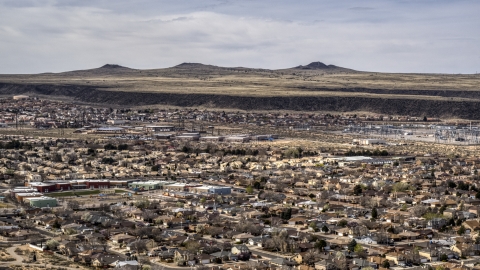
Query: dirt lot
[{"left": 3, "top": 244, "right": 88, "bottom": 270}]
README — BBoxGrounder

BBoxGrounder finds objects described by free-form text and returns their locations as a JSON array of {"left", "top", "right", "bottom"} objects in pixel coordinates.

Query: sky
[{"left": 0, "top": 0, "right": 479, "bottom": 74}]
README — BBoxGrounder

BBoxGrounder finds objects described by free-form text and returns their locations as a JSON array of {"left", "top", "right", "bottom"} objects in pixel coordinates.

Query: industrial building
[
  {"left": 359, "top": 139, "right": 386, "bottom": 145},
  {"left": 94, "top": 127, "right": 125, "bottom": 134},
  {"left": 176, "top": 133, "right": 200, "bottom": 141}
]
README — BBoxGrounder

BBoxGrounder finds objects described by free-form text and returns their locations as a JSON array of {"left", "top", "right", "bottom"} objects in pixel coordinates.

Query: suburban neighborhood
[{"left": 0, "top": 97, "right": 480, "bottom": 270}]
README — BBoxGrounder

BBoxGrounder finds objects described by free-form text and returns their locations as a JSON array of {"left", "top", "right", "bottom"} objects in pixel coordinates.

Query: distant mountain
[
  {"left": 98, "top": 64, "right": 130, "bottom": 69},
  {"left": 293, "top": 61, "right": 345, "bottom": 70},
  {"left": 173, "top": 63, "right": 217, "bottom": 69},
  {"left": 1, "top": 61, "right": 480, "bottom": 119},
  {"left": 48, "top": 62, "right": 352, "bottom": 75},
  {"left": 57, "top": 64, "right": 137, "bottom": 76}
]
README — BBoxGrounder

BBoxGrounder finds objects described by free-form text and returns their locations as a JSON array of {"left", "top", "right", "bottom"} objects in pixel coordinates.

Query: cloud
[
  {"left": 0, "top": 0, "right": 478, "bottom": 74},
  {"left": 348, "top": 7, "right": 375, "bottom": 11}
]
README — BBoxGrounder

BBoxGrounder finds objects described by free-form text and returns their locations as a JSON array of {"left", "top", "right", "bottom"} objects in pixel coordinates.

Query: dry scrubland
[
  {"left": 1, "top": 63, "right": 480, "bottom": 118},
  {"left": 1, "top": 63, "right": 479, "bottom": 98}
]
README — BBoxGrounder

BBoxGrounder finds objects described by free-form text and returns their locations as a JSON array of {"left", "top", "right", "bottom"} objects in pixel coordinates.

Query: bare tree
[
  {"left": 334, "top": 251, "right": 347, "bottom": 270},
  {"left": 207, "top": 226, "right": 223, "bottom": 237},
  {"left": 66, "top": 200, "right": 80, "bottom": 210},
  {"left": 135, "top": 227, "right": 154, "bottom": 239},
  {"left": 410, "top": 205, "right": 428, "bottom": 218},
  {"left": 98, "top": 203, "right": 111, "bottom": 213},
  {"left": 359, "top": 197, "right": 376, "bottom": 208},
  {"left": 129, "top": 240, "right": 148, "bottom": 255},
  {"left": 142, "top": 209, "right": 158, "bottom": 223},
  {"left": 303, "top": 249, "right": 320, "bottom": 266},
  {"left": 185, "top": 240, "right": 201, "bottom": 254}
]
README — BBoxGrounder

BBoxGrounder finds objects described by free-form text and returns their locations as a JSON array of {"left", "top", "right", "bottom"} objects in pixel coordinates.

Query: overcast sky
[{"left": 0, "top": 0, "right": 479, "bottom": 74}]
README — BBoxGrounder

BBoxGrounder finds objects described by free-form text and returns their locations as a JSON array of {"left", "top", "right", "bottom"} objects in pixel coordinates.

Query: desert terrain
[{"left": 1, "top": 62, "right": 480, "bottom": 118}]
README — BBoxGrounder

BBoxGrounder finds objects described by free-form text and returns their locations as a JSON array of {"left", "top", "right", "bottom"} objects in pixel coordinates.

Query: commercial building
[
  {"left": 200, "top": 136, "right": 224, "bottom": 142},
  {"left": 128, "top": 180, "right": 175, "bottom": 190},
  {"left": 10, "top": 187, "right": 38, "bottom": 196},
  {"left": 15, "top": 192, "right": 43, "bottom": 202},
  {"left": 107, "top": 119, "right": 126, "bottom": 125},
  {"left": 164, "top": 183, "right": 187, "bottom": 192},
  {"left": 190, "top": 186, "right": 211, "bottom": 194},
  {"left": 109, "top": 180, "right": 132, "bottom": 188},
  {"left": 146, "top": 125, "right": 175, "bottom": 132},
  {"left": 85, "top": 180, "right": 110, "bottom": 189},
  {"left": 208, "top": 186, "right": 232, "bottom": 195},
  {"left": 51, "top": 181, "right": 72, "bottom": 191},
  {"left": 225, "top": 136, "right": 251, "bottom": 143},
  {"left": 28, "top": 182, "right": 56, "bottom": 193},
  {"left": 26, "top": 196, "right": 58, "bottom": 208},
  {"left": 188, "top": 185, "right": 232, "bottom": 195}
]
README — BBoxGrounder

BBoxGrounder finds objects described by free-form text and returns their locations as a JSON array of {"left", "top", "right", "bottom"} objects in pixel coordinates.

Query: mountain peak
[
  {"left": 174, "top": 62, "right": 210, "bottom": 68},
  {"left": 294, "top": 61, "right": 340, "bottom": 70},
  {"left": 99, "top": 64, "right": 128, "bottom": 69}
]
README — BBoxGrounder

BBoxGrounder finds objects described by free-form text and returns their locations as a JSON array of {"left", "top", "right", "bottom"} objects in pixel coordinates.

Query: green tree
[
  {"left": 246, "top": 185, "right": 254, "bottom": 194},
  {"left": 354, "top": 243, "right": 363, "bottom": 253},
  {"left": 382, "top": 260, "right": 390, "bottom": 269},
  {"left": 338, "top": 219, "right": 348, "bottom": 227},
  {"left": 392, "top": 182, "right": 411, "bottom": 192},
  {"left": 353, "top": 185, "right": 362, "bottom": 195},
  {"left": 104, "top": 143, "right": 117, "bottom": 150},
  {"left": 439, "top": 254, "right": 448, "bottom": 262},
  {"left": 46, "top": 239, "right": 59, "bottom": 250},
  {"left": 281, "top": 208, "right": 292, "bottom": 220},
  {"left": 321, "top": 225, "right": 329, "bottom": 233},
  {"left": 315, "top": 239, "right": 327, "bottom": 251},
  {"left": 372, "top": 207, "right": 378, "bottom": 219},
  {"left": 348, "top": 239, "right": 357, "bottom": 252},
  {"left": 458, "top": 225, "right": 466, "bottom": 235},
  {"left": 118, "top": 144, "right": 128, "bottom": 151},
  {"left": 456, "top": 218, "right": 463, "bottom": 226}
]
